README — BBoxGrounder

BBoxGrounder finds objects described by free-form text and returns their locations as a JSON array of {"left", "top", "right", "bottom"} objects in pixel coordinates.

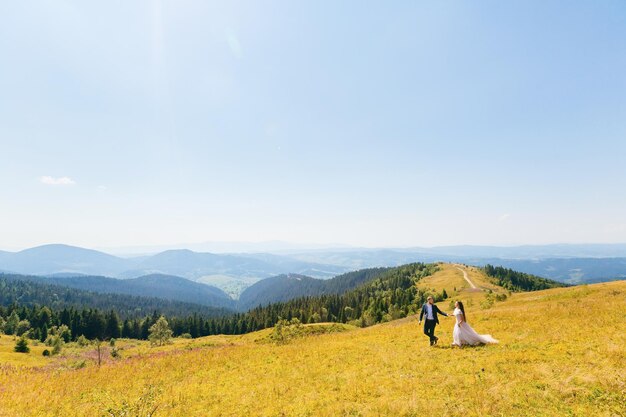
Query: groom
[{"left": 418, "top": 296, "right": 448, "bottom": 346}]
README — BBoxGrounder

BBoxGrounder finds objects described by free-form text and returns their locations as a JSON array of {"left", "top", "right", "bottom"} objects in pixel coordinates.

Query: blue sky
[{"left": 1, "top": 1, "right": 625, "bottom": 250}]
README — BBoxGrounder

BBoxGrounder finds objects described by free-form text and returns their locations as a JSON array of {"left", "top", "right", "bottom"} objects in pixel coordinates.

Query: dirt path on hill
[{"left": 455, "top": 266, "right": 478, "bottom": 289}]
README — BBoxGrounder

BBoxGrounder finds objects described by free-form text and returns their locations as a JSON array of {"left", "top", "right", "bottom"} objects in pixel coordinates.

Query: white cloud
[
  {"left": 40, "top": 176, "right": 76, "bottom": 186},
  {"left": 498, "top": 213, "right": 511, "bottom": 222},
  {"left": 227, "top": 33, "right": 242, "bottom": 59}
]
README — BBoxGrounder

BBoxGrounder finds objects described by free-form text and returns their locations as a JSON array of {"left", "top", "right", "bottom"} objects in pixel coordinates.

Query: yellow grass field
[{"left": 0, "top": 264, "right": 624, "bottom": 417}]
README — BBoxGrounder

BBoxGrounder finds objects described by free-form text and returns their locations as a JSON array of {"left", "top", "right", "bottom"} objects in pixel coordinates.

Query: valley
[{"left": 2, "top": 244, "right": 626, "bottom": 302}]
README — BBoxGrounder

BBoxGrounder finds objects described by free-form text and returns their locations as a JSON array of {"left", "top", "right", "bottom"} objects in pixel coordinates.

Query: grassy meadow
[{"left": 0, "top": 264, "right": 624, "bottom": 416}]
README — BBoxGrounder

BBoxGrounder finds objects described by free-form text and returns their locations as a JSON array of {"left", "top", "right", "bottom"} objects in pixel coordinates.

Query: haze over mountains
[
  {"left": 1, "top": 243, "right": 626, "bottom": 302},
  {"left": 284, "top": 245, "right": 626, "bottom": 283},
  {"left": 0, "top": 244, "right": 348, "bottom": 297}
]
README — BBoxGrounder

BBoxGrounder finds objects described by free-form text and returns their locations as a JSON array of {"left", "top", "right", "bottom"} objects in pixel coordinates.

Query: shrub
[
  {"left": 110, "top": 347, "right": 120, "bottom": 359},
  {"left": 480, "top": 293, "right": 495, "bottom": 310},
  {"left": 14, "top": 336, "right": 30, "bottom": 353},
  {"left": 495, "top": 293, "right": 508, "bottom": 302},
  {"left": 179, "top": 333, "right": 192, "bottom": 339},
  {"left": 309, "top": 312, "right": 321, "bottom": 323},
  {"left": 51, "top": 336, "right": 64, "bottom": 355},
  {"left": 362, "top": 310, "right": 377, "bottom": 327},
  {"left": 270, "top": 318, "right": 303, "bottom": 345},
  {"left": 42, "top": 349, "right": 51, "bottom": 357}
]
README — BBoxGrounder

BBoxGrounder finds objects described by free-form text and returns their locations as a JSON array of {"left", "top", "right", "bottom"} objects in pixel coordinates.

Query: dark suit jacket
[{"left": 419, "top": 303, "right": 447, "bottom": 324}]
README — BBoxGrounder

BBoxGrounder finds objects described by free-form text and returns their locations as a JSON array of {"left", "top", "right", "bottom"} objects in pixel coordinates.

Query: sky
[{"left": 1, "top": 1, "right": 625, "bottom": 251}]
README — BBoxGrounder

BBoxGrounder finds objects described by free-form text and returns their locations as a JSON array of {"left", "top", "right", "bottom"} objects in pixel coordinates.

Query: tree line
[
  {"left": 237, "top": 267, "right": 392, "bottom": 310},
  {"left": 0, "top": 275, "right": 232, "bottom": 319},
  {"left": 1, "top": 263, "right": 443, "bottom": 342},
  {"left": 482, "top": 264, "right": 567, "bottom": 292}
]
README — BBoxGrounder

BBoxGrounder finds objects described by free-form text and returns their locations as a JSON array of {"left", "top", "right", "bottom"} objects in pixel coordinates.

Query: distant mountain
[
  {"left": 286, "top": 249, "right": 443, "bottom": 270},
  {"left": 0, "top": 245, "right": 351, "bottom": 296},
  {"left": 2, "top": 244, "right": 626, "bottom": 293},
  {"left": 46, "top": 272, "right": 89, "bottom": 278},
  {"left": 238, "top": 267, "right": 390, "bottom": 310},
  {"left": 241, "top": 253, "right": 347, "bottom": 278},
  {"left": 477, "top": 257, "right": 626, "bottom": 284},
  {"left": 288, "top": 248, "right": 626, "bottom": 284},
  {"left": 0, "top": 273, "right": 232, "bottom": 319},
  {"left": 44, "top": 273, "right": 235, "bottom": 309},
  {"left": 405, "top": 243, "right": 626, "bottom": 259},
  {"left": 99, "top": 240, "right": 352, "bottom": 255},
  {"left": 122, "top": 249, "right": 288, "bottom": 280},
  {"left": 123, "top": 249, "right": 348, "bottom": 281},
  {"left": 0, "top": 244, "right": 134, "bottom": 276}
]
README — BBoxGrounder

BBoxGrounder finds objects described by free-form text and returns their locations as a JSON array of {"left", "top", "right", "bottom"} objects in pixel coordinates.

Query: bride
[{"left": 452, "top": 301, "right": 498, "bottom": 347}]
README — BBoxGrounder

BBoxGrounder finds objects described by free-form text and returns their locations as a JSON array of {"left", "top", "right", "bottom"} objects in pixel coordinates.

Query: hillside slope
[
  {"left": 0, "top": 246, "right": 350, "bottom": 292},
  {"left": 237, "top": 267, "right": 390, "bottom": 310},
  {"left": 0, "top": 274, "right": 232, "bottom": 318},
  {"left": 237, "top": 273, "right": 325, "bottom": 310},
  {"left": 45, "top": 273, "right": 235, "bottom": 309},
  {"left": 0, "top": 265, "right": 624, "bottom": 416}
]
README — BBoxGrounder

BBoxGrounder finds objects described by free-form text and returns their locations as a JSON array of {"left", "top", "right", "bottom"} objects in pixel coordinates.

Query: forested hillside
[
  {"left": 3, "top": 263, "right": 570, "bottom": 343},
  {"left": 482, "top": 264, "right": 567, "bottom": 291},
  {"left": 0, "top": 264, "right": 437, "bottom": 341},
  {"left": 0, "top": 274, "right": 232, "bottom": 319},
  {"left": 237, "top": 274, "right": 326, "bottom": 310},
  {"left": 217, "top": 263, "right": 439, "bottom": 335},
  {"left": 237, "top": 267, "right": 390, "bottom": 310},
  {"left": 43, "top": 273, "right": 234, "bottom": 309}
]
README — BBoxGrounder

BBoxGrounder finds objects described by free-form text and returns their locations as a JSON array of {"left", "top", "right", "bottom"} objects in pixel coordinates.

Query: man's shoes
[
  {"left": 433, "top": 337, "right": 439, "bottom": 345},
  {"left": 429, "top": 340, "right": 434, "bottom": 346}
]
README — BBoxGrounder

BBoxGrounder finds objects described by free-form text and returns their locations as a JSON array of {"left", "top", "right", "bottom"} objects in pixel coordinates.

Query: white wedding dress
[{"left": 452, "top": 308, "right": 498, "bottom": 346}]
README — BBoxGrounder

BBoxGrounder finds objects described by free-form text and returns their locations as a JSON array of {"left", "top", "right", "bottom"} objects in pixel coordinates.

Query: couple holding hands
[{"left": 418, "top": 296, "right": 498, "bottom": 347}]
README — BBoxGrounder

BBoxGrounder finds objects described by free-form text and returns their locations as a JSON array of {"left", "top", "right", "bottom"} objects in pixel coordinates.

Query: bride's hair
[{"left": 458, "top": 301, "right": 467, "bottom": 323}]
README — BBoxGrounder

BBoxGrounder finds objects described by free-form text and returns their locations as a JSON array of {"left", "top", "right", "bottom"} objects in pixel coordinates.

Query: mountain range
[
  {"left": 287, "top": 247, "right": 626, "bottom": 283},
  {"left": 2, "top": 243, "right": 626, "bottom": 304},
  {"left": 0, "top": 244, "right": 348, "bottom": 294}
]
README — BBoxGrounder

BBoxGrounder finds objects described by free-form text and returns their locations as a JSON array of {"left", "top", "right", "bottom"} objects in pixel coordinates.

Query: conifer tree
[
  {"left": 14, "top": 336, "right": 30, "bottom": 353},
  {"left": 40, "top": 324, "right": 48, "bottom": 342}
]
